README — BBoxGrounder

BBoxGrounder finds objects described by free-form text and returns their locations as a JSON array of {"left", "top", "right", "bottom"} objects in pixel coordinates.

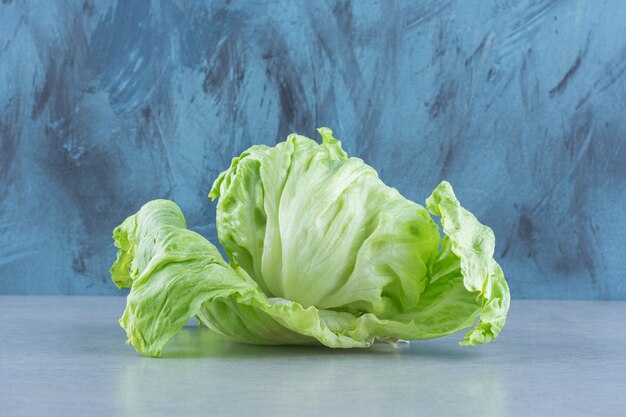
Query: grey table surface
[{"left": 1, "top": 297, "right": 625, "bottom": 417}]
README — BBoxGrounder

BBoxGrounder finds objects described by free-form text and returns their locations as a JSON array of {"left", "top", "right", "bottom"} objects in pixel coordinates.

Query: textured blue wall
[{"left": 0, "top": 1, "right": 625, "bottom": 298}]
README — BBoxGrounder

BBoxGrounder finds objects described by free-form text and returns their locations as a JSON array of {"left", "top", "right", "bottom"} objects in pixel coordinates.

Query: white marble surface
[{"left": 1, "top": 296, "right": 625, "bottom": 417}]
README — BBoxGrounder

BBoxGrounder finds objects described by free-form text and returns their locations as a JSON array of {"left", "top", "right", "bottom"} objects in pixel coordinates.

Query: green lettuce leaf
[
  {"left": 425, "top": 181, "right": 510, "bottom": 345},
  {"left": 111, "top": 129, "right": 509, "bottom": 356},
  {"left": 111, "top": 200, "right": 369, "bottom": 357}
]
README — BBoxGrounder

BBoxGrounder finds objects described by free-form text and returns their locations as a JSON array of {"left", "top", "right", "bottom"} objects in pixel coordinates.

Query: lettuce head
[{"left": 111, "top": 128, "right": 510, "bottom": 357}]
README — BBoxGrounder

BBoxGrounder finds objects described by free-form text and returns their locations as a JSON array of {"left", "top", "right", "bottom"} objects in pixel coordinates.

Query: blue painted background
[{"left": 0, "top": 1, "right": 625, "bottom": 298}]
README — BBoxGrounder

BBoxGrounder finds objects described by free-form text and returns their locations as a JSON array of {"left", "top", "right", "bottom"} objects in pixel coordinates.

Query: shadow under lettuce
[{"left": 160, "top": 325, "right": 481, "bottom": 360}]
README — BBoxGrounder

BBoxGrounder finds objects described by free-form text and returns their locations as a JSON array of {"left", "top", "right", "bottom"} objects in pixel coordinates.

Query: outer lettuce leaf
[
  {"left": 425, "top": 181, "right": 510, "bottom": 345},
  {"left": 111, "top": 200, "right": 371, "bottom": 357}
]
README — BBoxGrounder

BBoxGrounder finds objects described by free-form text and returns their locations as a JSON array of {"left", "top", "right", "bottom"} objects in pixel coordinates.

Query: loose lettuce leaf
[
  {"left": 425, "top": 182, "right": 510, "bottom": 345},
  {"left": 111, "top": 129, "right": 509, "bottom": 356},
  {"left": 111, "top": 200, "right": 370, "bottom": 357}
]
